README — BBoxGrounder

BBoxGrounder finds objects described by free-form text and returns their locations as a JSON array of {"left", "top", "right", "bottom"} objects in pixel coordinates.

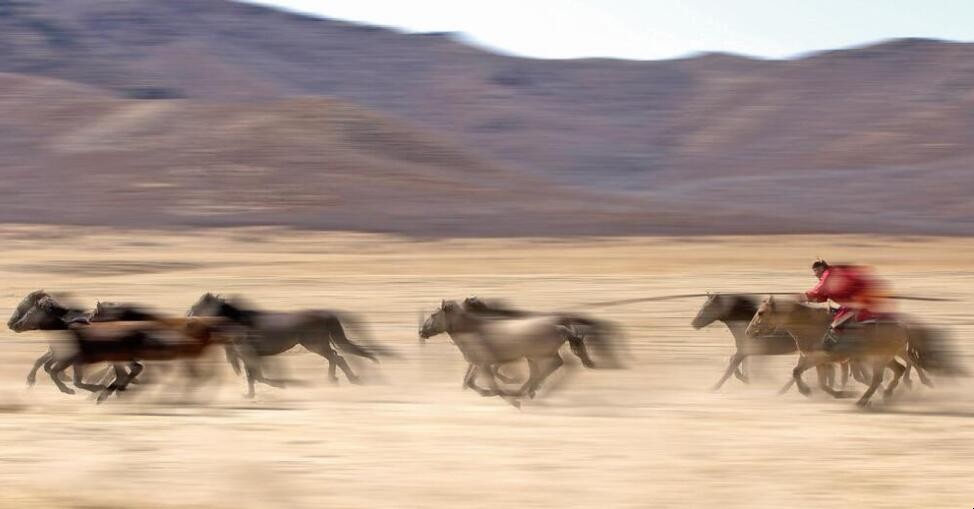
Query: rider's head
[{"left": 811, "top": 259, "right": 829, "bottom": 279}]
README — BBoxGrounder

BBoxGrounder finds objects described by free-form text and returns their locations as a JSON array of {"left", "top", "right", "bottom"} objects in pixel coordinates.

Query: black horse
[{"left": 187, "top": 293, "right": 389, "bottom": 398}]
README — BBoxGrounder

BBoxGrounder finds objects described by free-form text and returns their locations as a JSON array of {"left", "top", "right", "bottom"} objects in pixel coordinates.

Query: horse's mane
[
  {"left": 722, "top": 294, "right": 760, "bottom": 321},
  {"left": 91, "top": 302, "right": 161, "bottom": 322},
  {"left": 209, "top": 295, "right": 260, "bottom": 325},
  {"left": 462, "top": 297, "right": 531, "bottom": 318}
]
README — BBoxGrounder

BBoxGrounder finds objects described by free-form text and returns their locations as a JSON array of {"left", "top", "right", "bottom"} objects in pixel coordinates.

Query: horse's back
[{"left": 475, "top": 315, "right": 569, "bottom": 358}]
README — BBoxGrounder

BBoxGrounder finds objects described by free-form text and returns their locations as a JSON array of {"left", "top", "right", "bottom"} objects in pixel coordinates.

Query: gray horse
[
  {"left": 419, "top": 299, "right": 617, "bottom": 405},
  {"left": 453, "top": 297, "right": 616, "bottom": 392},
  {"left": 187, "top": 293, "right": 388, "bottom": 398}
]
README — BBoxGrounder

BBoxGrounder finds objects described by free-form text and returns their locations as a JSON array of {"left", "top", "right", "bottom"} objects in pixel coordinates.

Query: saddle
[{"left": 823, "top": 314, "right": 902, "bottom": 351}]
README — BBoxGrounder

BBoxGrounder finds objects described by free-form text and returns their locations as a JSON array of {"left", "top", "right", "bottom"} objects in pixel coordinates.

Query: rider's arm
[{"left": 804, "top": 274, "right": 830, "bottom": 302}]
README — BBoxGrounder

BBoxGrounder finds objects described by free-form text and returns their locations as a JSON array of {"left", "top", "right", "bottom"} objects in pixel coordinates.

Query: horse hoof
[
  {"left": 798, "top": 387, "right": 812, "bottom": 397},
  {"left": 348, "top": 378, "right": 364, "bottom": 386},
  {"left": 856, "top": 399, "right": 871, "bottom": 408}
]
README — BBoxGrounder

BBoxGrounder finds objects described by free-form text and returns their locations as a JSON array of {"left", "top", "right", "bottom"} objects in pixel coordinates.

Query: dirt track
[{"left": 0, "top": 226, "right": 972, "bottom": 508}]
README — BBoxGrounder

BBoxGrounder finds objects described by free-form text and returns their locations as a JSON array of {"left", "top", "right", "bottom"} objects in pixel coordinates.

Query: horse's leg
[
  {"left": 791, "top": 355, "right": 818, "bottom": 397},
  {"left": 899, "top": 355, "right": 914, "bottom": 390},
  {"left": 519, "top": 355, "right": 564, "bottom": 399},
  {"left": 734, "top": 355, "right": 749, "bottom": 383},
  {"left": 816, "top": 365, "right": 840, "bottom": 398},
  {"left": 97, "top": 363, "right": 141, "bottom": 403},
  {"left": 48, "top": 358, "right": 77, "bottom": 395},
  {"left": 243, "top": 363, "right": 258, "bottom": 399},
  {"left": 822, "top": 363, "right": 835, "bottom": 389},
  {"left": 906, "top": 349, "right": 935, "bottom": 388},
  {"left": 464, "top": 365, "right": 500, "bottom": 397},
  {"left": 857, "top": 358, "right": 888, "bottom": 408},
  {"left": 493, "top": 364, "right": 520, "bottom": 384},
  {"left": 916, "top": 364, "right": 934, "bottom": 388},
  {"left": 476, "top": 362, "right": 520, "bottom": 407},
  {"left": 326, "top": 351, "right": 361, "bottom": 385},
  {"left": 851, "top": 360, "right": 871, "bottom": 385},
  {"left": 237, "top": 346, "right": 284, "bottom": 395},
  {"left": 712, "top": 353, "right": 746, "bottom": 391},
  {"left": 72, "top": 363, "right": 108, "bottom": 393},
  {"left": 26, "top": 349, "right": 54, "bottom": 386},
  {"left": 777, "top": 377, "right": 796, "bottom": 395},
  {"left": 42, "top": 354, "right": 71, "bottom": 382},
  {"left": 883, "top": 359, "right": 907, "bottom": 401},
  {"left": 840, "top": 361, "right": 850, "bottom": 388},
  {"left": 305, "top": 341, "right": 358, "bottom": 385},
  {"left": 461, "top": 364, "right": 476, "bottom": 390}
]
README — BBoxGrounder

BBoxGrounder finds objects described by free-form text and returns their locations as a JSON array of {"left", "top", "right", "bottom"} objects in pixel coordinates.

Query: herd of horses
[{"left": 4, "top": 289, "right": 964, "bottom": 408}]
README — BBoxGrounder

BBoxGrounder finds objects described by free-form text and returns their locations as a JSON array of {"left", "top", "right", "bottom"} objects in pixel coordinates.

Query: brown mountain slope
[
  {"left": 0, "top": 1, "right": 973, "bottom": 233},
  {"left": 1, "top": 72, "right": 723, "bottom": 234}
]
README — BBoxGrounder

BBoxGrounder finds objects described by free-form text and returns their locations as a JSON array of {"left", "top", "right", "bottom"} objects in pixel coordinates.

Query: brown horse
[
  {"left": 8, "top": 291, "right": 162, "bottom": 390},
  {"left": 745, "top": 297, "right": 956, "bottom": 407},
  {"left": 46, "top": 317, "right": 240, "bottom": 403}
]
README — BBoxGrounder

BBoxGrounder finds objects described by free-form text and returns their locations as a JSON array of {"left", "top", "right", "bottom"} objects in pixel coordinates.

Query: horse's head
[
  {"left": 419, "top": 300, "right": 459, "bottom": 341},
  {"left": 8, "top": 290, "right": 51, "bottom": 330},
  {"left": 462, "top": 296, "right": 488, "bottom": 311},
  {"left": 745, "top": 296, "right": 790, "bottom": 337},
  {"left": 8, "top": 293, "right": 77, "bottom": 332},
  {"left": 691, "top": 292, "right": 726, "bottom": 329},
  {"left": 187, "top": 292, "right": 224, "bottom": 317}
]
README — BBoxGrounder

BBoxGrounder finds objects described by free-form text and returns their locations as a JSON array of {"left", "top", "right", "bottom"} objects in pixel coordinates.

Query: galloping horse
[
  {"left": 456, "top": 297, "right": 618, "bottom": 390},
  {"left": 419, "top": 300, "right": 617, "bottom": 404},
  {"left": 187, "top": 293, "right": 388, "bottom": 398}
]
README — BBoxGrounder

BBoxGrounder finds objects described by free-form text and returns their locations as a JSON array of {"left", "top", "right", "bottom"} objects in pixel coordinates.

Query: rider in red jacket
[{"left": 801, "top": 260, "right": 894, "bottom": 347}]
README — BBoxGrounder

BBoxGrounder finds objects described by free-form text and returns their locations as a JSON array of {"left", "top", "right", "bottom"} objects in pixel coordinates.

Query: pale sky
[{"left": 241, "top": 0, "right": 974, "bottom": 60}]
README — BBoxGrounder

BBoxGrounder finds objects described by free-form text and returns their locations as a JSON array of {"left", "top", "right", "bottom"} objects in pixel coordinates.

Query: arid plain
[{"left": 0, "top": 226, "right": 972, "bottom": 508}]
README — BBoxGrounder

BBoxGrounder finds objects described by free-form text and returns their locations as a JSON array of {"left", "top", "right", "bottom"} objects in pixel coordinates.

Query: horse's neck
[
  {"left": 718, "top": 319, "right": 750, "bottom": 345},
  {"left": 780, "top": 307, "right": 830, "bottom": 350},
  {"left": 444, "top": 313, "right": 486, "bottom": 354}
]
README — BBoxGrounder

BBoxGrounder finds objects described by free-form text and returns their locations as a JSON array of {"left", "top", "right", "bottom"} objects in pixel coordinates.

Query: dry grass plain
[{"left": 0, "top": 226, "right": 972, "bottom": 508}]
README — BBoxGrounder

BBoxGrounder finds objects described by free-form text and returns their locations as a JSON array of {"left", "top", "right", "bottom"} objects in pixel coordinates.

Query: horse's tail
[
  {"left": 316, "top": 312, "right": 389, "bottom": 363},
  {"left": 557, "top": 316, "right": 625, "bottom": 369},
  {"left": 907, "top": 324, "right": 968, "bottom": 376},
  {"left": 224, "top": 345, "right": 242, "bottom": 376}
]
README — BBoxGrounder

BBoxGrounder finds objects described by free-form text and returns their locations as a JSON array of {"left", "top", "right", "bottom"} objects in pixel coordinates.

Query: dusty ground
[{"left": 0, "top": 225, "right": 972, "bottom": 508}]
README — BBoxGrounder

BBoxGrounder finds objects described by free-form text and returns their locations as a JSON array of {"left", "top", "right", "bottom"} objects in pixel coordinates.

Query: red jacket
[{"left": 805, "top": 265, "right": 893, "bottom": 316}]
